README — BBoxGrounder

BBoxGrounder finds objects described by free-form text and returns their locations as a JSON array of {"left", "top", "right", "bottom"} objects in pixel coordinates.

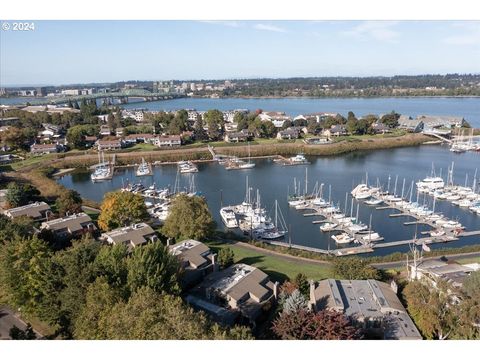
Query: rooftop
[
  {"left": 100, "top": 223, "right": 156, "bottom": 248},
  {"left": 3, "top": 201, "right": 51, "bottom": 219},
  {"left": 41, "top": 212, "right": 94, "bottom": 232},
  {"left": 169, "top": 239, "right": 212, "bottom": 269}
]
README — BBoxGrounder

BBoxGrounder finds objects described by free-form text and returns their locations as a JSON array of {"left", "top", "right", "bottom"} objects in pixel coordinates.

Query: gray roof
[
  {"left": 4, "top": 201, "right": 51, "bottom": 219},
  {"left": 169, "top": 239, "right": 213, "bottom": 269},
  {"left": 311, "top": 279, "right": 422, "bottom": 340},
  {"left": 41, "top": 212, "right": 95, "bottom": 233},
  {"left": 100, "top": 223, "right": 156, "bottom": 248}
]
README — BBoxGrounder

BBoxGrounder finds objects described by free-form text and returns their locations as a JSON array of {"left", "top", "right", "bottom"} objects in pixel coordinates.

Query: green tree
[
  {"left": 0, "top": 127, "right": 26, "bottom": 150},
  {"left": 380, "top": 111, "right": 400, "bottom": 128},
  {"left": 162, "top": 194, "right": 215, "bottom": 240},
  {"left": 217, "top": 247, "right": 234, "bottom": 268},
  {"left": 94, "top": 245, "right": 129, "bottom": 290},
  {"left": 9, "top": 324, "right": 37, "bottom": 340},
  {"left": 292, "top": 273, "right": 309, "bottom": 298},
  {"left": 333, "top": 257, "right": 381, "bottom": 280},
  {"left": 126, "top": 241, "right": 180, "bottom": 295},
  {"left": 55, "top": 190, "right": 82, "bottom": 216},
  {"left": 203, "top": 109, "right": 224, "bottom": 140},
  {"left": 5, "top": 182, "right": 40, "bottom": 208},
  {"left": 193, "top": 114, "right": 208, "bottom": 141},
  {"left": 98, "top": 191, "right": 149, "bottom": 231}
]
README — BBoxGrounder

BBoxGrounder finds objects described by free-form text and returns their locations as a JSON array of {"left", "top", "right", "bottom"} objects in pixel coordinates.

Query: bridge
[
  {"left": 18, "top": 89, "right": 185, "bottom": 106},
  {"left": 422, "top": 129, "right": 453, "bottom": 143}
]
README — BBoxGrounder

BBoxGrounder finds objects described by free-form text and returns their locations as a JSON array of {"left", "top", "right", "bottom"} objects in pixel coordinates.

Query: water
[
  {"left": 2, "top": 96, "right": 480, "bottom": 127},
  {"left": 57, "top": 145, "right": 480, "bottom": 256}
]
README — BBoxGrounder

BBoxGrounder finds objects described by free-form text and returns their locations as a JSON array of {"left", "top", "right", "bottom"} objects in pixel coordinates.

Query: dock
[{"left": 258, "top": 239, "right": 331, "bottom": 255}]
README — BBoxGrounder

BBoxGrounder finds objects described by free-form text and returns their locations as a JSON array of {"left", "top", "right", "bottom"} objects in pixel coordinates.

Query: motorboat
[
  {"left": 331, "top": 233, "right": 354, "bottom": 244},
  {"left": 430, "top": 230, "right": 446, "bottom": 237},
  {"left": 365, "top": 198, "right": 383, "bottom": 206},
  {"left": 416, "top": 176, "right": 445, "bottom": 191},
  {"left": 289, "top": 154, "right": 309, "bottom": 164},
  {"left": 361, "top": 232, "right": 381, "bottom": 241},
  {"left": 135, "top": 158, "right": 152, "bottom": 176},
  {"left": 178, "top": 161, "right": 198, "bottom": 173},
  {"left": 220, "top": 206, "right": 238, "bottom": 228},
  {"left": 320, "top": 222, "right": 338, "bottom": 232}
]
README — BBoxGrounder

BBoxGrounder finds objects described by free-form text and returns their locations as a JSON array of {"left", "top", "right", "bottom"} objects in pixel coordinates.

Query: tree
[
  {"left": 9, "top": 324, "right": 37, "bottom": 340},
  {"left": 55, "top": 190, "right": 82, "bottom": 216},
  {"left": 380, "top": 111, "right": 400, "bottom": 128},
  {"left": 5, "top": 182, "right": 40, "bottom": 208},
  {"left": 162, "top": 194, "right": 215, "bottom": 240},
  {"left": 98, "top": 191, "right": 149, "bottom": 231},
  {"left": 94, "top": 245, "right": 129, "bottom": 290},
  {"left": 403, "top": 281, "right": 455, "bottom": 339},
  {"left": 283, "top": 289, "right": 309, "bottom": 314},
  {"left": 66, "top": 124, "right": 99, "bottom": 149},
  {"left": 0, "top": 127, "right": 26, "bottom": 150},
  {"left": 203, "top": 109, "right": 224, "bottom": 140},
  {"left": 333, "top": 257, "right": 381, "bottom": 280},
  {"left": 272, "top": 308, "right": 360, "bottom": 340},
  {"left": 292, "top": 273, "right": 310, "bottom": 298},
  {"left": 193, "top": 114, "right": 208, "bottom": 141},
  {"left": 462, "top": 270, "right": 480, "bottom": 299},
  {"left": 217, "top": 247, "right": 234, "bottom": 268},
  {"left": 126, "top": 241, "right": 180, "bottom": 295}
]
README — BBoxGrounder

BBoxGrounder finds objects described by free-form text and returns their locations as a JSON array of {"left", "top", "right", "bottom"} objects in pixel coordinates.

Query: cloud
[
  {"left": 200, "top": 21, "right": 242, "bottom": 28},
  {"left": 253, "top": 23, "right": 288, "bottom": 33},
  {"left": 342, "top": 21, "right": 400, "bottom": 42},
  {"left": 443, "top": 22, "right": 480, "bottom": 45}
]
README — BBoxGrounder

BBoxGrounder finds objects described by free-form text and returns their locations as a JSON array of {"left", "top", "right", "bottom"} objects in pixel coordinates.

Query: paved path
[
  {"left": 372, "top": 251, "right": 480, "bottom": 270},
  {"left": 0, "top": 306, "right": 43, "bottom": 340}
]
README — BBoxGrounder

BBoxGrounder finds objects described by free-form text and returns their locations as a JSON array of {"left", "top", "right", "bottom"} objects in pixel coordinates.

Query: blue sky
[{"left": 1, "top": 20, "right": 479, "bottom": 85}]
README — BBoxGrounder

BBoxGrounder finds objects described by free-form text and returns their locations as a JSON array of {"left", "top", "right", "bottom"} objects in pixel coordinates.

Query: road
[{"left": 0, "top": 306, "right": 43, "bottom": 340}]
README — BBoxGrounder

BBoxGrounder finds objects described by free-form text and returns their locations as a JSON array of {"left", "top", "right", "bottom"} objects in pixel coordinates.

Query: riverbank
[{"left": 50, "top": 133, "right": 431, "bottom": 169}]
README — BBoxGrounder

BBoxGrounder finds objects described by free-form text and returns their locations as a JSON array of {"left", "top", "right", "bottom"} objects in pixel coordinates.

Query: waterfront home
[
  {"left": 371, "top": 122, "right": 391, "bottom": 134},
  {"left": 3, "top": 201, "right": 52, "bottom": 221},
  {"left": 115, "top": 127, "right": 125, "bottom": 137},
  {"left": 322, "top": 124, "right": 347, "bottom": 137},
  {"left": 224, "top": 129, "right": 251, "bottom": 143},
  {"left": 223, "top": 109, "right": 249, "bottom": 123},
  {"left": 169, "top": 239, "right": 216, "bottom": 288},
  {"left": 151, "top": 135, "right": 182, "bottom": 148},
  {"left": 259, "top": 111, "right": 292, "bottom": 128},
  {"left": 187, "top": 263, "right": 277, "bottom": 326},
  {"left": 296, "top": 112, "right": 341, "bottom": 123},
  {"left": 277, "top": 127, "right": 300, "bottom": 140},
  {"left": 40, "top": 212, "right": 96, "bottom": 240},
  {"left": 224, "top": 122, "right": 239, "bottom": 133},
  {"left": 417, "top": 115, "right": 465, "bottom": 129},
  {"left": 99, "top": 125, "right": 112, "bottom": 136},
  {"left": 84, "top": 135, "right": 98, "bottom": 147},
  {"left": 124, "top": 133, "right": 156, "bottom": 145},
  {"left": 309, "top": 279, "right": 422, "bottom": 340},
  {"left": 409, "top": 258, "right": 480, "bottom": 289},
  {"left": 99, "top": 223, "right": 157, "bottom": 250},
  {"left": 398, "top": 115, "right": 424, "bottom": 132},
  {"left": 96, "top": 139, "right": 124, "bottom": 151},
  {"left": 30, "top": 143, "right": 59, "bottom": 155}
]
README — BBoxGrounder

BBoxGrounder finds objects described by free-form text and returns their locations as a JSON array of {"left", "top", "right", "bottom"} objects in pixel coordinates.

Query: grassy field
[{"left": 206, "top": 239, "right": 333, "bottom": 282}]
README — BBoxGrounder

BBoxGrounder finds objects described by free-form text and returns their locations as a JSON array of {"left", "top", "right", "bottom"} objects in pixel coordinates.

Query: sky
[{"left": 1, "top": 20, "right": 479, "bottom": 86}]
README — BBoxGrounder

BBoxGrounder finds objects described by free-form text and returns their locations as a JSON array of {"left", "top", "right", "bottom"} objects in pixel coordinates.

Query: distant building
[
  {"left": 99, "top": 125, "right": 112, "bottom": 136},
  {"left": 397, "top": 115, "right": 424, "bottom": 133},
  {"left": 371, "top": 122, "right": 391, "bottom": 134},
  {"left": 99, "top": 223, "right": 158, "bottom": 250},
  {"left": 417, "top": 115, "right": 465, "bottom": 129},
  {"left": 40, "top": 212, "right": 96, "bottom": 240},
  {"left": 277, "top": 127, "right": 300, "bottom": 140},
  {"left": 151, "top": 135, "right": 182, "bottom": 147},
  {"left": 124, "top": 133, "right": 155, "bottom": 145},
  {"left": 224, "top": 129, "right": 251, "bottom": 143},
  {"left": 96, "top": 139, "right": 124, "bottom": 151},
  {"left": 169, "top": 239, "right": 216, "bottom": 288},
  {"left": 3, "top": 201, "right": 52, "bottom": 221},
  {"left": 30, "top": 143, "right": 59, "bottom": 155},
  {"left": 309, "top": 279, "right": 422, "bottom": 340},
  {"left": 322, "top": 124, "right": 346, "bottom": 137},
  {"left": 187, "top": 263, "right": 277, "bottom": 325}
]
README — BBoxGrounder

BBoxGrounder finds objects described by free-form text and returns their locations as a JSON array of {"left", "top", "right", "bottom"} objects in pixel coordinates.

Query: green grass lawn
[
  {"left": 206, "top": 239, "right": 333, "bottom": 282},
  {"left": 11, "top": 153, "right": 57, "bottom": 171}
]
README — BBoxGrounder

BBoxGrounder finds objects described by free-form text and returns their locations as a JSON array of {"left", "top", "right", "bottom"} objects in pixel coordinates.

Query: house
[
  {"left": 151, "top": 135, "right": 182, "bottom": 148},
  {"left": 169, "top": 239, "right": 215, "bottom": 287},
  {"left": 322, "top": 124, "right": 346, "bottom": 137},
  {"left": 96, "top": 139, "right": 124, "bottom": 151},
  {"left": 99, "top": 223, "right": 157, "bottom": 250},
  {"left": 371, "top": 122, "right": 391, "bottom": 134},
  {"left": 115, "top": 127, "right": 125, "bottom": 137},
  {"left": 276, "top": 127, "right": 300, "bottom": 140},
  {"left": 309, "top": 279, "right": 422, "bottom": 340},
  {"left": 296, "top": 112, "right": 340, "bottom": 123},
  {"left": 417, "top": 115, "right": 465, "bottom": 129},
  {"left": 3, "top": 201, "right": 51, "bottom": 221},
  {"left": 40, "top": 212, "right": 96, "bottom": 240},
  {"left": 84, "top": 135, "right": 98, "bottom": 147},
  {"left": 224, "top": 122, "right": 238, "bottom": 133},
  {"left": 99, "top": 125, "right": 112, "bottom": 136},
  {"left": 30, "top": 143, "right": 59, "bottom": 155},
  {"left": 398, "top": 115, "right": 424, "bottom": 133},
  {"left": 188, "top": 263, "right": 277, "bottom": 325},
  {"left": 124, "top": 133, "right": 155, "bottom": 145},
  {"left": 224, "top": 130, "right": 251, "bottom": 143},
  {"left": 409, "top": 258, "right": 480, "bottom": 289}
]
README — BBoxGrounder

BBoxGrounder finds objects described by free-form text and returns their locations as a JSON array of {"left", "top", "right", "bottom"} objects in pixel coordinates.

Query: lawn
[{"left": 206, "top": 239, "right": 333, "bottom": 282}]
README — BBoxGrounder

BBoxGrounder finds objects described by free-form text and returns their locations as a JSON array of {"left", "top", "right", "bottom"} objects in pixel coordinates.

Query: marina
[{"left": 58, "top": 145, "right": 480, "bottom": 257}]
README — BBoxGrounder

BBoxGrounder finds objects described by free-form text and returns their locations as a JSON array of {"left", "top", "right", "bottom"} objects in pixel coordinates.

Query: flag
[{"left": 422, "top": 243, "right": 431, "bottom": 252}]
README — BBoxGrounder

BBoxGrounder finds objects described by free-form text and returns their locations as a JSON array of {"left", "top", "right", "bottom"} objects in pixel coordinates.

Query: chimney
[
  {"left": 273, "top": 281, "right": 279, "bottom": 300},
  {"left": 211, "top": 253, "right": 218, "bottom": 272},
  {"left": 390, "top": 280, "right": 398, "bottom": 294},
  {"left": 166, "top": 238, "right": 171, "bottom": 247},
  {"left": 309, "top": 280, "right": 316, "bottom": 310}
]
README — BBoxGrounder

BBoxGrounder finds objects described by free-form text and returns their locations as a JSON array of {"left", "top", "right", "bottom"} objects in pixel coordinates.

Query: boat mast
[
  {"left": 275, "top": 199, "right": 278, "bottom": 228},
  {"left": 393, "top": 175, "right": 398, "bottom": 197},
  {"left": 305, "top": 168, "right": 308, "bottom": 197},
  {"left": 401, "top": 178, "right": 406, "bottom": 199}
]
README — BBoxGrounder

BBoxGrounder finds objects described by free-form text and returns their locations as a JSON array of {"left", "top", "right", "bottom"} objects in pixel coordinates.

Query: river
[
  {"left": 57, "top": 145, "right": 480, "bottom": 256},
  {"left": 2, "top": 96, "right": 480, "bottom": 127}
]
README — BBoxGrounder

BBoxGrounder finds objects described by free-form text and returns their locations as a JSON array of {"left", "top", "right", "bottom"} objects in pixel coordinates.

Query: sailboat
[
  {"left": 254, "top": 200, "right": 288, "bottom": 240},
  {"left": 91, "top": 151, "right": 112, "bottom": 182},
  {"left": 225, "top": 142, "right": 255, "bottom": 170},
  {"left": 135, "top": 158, "right": 152, "bottom": 177}
]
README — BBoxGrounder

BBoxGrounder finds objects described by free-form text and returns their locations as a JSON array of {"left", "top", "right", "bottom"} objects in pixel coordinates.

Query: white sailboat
[{"left": 135, "top": 158, "right": 152, "bottom": 176}]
